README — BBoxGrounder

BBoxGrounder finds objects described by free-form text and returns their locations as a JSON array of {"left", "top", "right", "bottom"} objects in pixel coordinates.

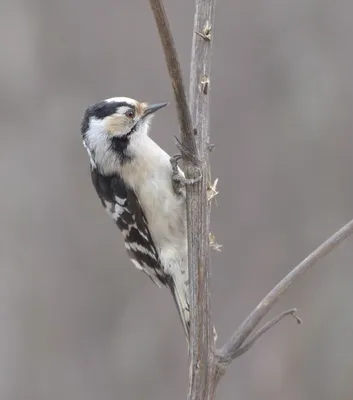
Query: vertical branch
[
  {"left": 188, "top": 1, "right": 217, "bottom": 400},
  {"left": 148, "top": 3, "right": 353, "bottom": 399},
  {"left": 149, "top": 1, "right": 217, "bottom": 399}
]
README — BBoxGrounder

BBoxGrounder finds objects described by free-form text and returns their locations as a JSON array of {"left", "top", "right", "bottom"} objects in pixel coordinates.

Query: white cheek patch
[{"left": 83, "top": 120, "right": 121, "bottom": 175}]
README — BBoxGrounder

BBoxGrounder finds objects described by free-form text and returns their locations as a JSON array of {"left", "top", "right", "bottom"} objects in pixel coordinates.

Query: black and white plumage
[{"left": 81, "top": 97, "right": 189, "bottom": 337}]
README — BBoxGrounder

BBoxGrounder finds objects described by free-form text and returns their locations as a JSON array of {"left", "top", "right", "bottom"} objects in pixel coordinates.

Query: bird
[{"left": 80, "top": 97, "right": 190, "bottom": 339}]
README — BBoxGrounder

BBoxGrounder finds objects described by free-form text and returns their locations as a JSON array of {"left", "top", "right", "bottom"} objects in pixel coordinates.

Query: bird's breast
[
  {"left": 138, "top": 170, "right": 186, "bottom": 243},
  {"left": 120, "top": 136, "right": 187, "bottom": 261}
]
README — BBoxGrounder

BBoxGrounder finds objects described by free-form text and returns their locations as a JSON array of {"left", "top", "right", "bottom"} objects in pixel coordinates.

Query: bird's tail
[
  {"left": 168, "top": 277, "right": 190, "bottom": 342},
  {"left": 168, "top": 275, "right": 219, "bottom": 346}
]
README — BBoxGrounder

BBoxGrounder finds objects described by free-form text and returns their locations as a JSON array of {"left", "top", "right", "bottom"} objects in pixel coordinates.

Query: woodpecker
[{"left": 80, "top": 97, "right": 190, "bottom": 338}]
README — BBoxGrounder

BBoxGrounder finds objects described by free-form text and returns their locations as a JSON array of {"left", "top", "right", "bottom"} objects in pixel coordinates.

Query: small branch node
[
  {"left": 207, "top": 143, "right": 215, "bottom": 152},
  {"left": 291, "top": 309, "right": 303, "bottom": 325},
  {"left": 207, "top": 178, "right": 219, "bottom": 202},
  {"left": 199, "top": 75, "right": 210, "bottom": 94},
  {"left": 195, "top": 21, "right": 212, "bottom": 41},
  {"left": 209, "top": 232, "right": 223, "bottom": 252}
]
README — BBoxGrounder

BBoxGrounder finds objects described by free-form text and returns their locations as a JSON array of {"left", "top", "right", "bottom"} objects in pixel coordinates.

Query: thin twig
[
  {"left": 148, "top": 1, "right": 353, "bottom": 398},
  {"left": 217, "top": 218, "right": 353, "bottom": 364},
  {"left": 232, "top": 309, "right": 302, "bottom": 359},
  {"left": 148, "top": 0, "right": 197, "bottom": 157}
]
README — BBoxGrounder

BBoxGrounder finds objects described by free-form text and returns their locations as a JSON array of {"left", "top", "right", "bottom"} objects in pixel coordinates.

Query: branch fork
[{"left": 149, "top": 1, "right": 353, "bottom": 399}]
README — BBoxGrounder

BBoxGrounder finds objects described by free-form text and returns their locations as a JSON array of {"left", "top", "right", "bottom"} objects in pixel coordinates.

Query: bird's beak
[{"left": 142, "top": 102, "right": 168, "bottom": 118}]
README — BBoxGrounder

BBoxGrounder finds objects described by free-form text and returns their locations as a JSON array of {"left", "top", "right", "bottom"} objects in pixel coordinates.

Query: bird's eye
[{"left": 125, "top": 109, "right": 135, "bottom": 119}]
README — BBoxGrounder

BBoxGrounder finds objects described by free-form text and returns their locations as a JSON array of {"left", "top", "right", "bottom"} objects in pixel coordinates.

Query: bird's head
[{"left": 81, "top": 97, "right": 168, "bottom": 171}]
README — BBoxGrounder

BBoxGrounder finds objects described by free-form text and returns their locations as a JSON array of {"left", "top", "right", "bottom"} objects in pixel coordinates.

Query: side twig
[
  {"left": 217, "top": 218, "right": 353, "bottom": 364},
  {"left": 149, "top": 0, "right": 353, "bottom": 398},
  {"left": 232, "top": 309, "right": 302, "bottom": 359},
  {"left": 148, "top": 0, "right": 197, "bottom": 157}
]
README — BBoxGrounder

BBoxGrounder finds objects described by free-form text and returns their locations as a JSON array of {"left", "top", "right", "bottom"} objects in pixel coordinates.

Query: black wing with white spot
[{"left": 90, "top": 167, "right": 169, "bottom": 287}]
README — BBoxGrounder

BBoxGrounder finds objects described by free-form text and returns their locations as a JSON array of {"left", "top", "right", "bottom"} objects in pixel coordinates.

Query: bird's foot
[{"left": 170, "top": 154, "right": 202, "bottom": 196}]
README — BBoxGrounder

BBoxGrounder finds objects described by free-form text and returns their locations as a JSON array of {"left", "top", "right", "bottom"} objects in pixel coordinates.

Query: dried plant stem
[
  {"left": 217, "top": 218, "right": 353, "bottom": 364},
  {"left": 149, "top": 1, "right": 217, "bottom": 399},
  {"left": 149, "top": 0, "right": 353, "bottom": 398},
  {"left": 232, "top": 309, "right": 302, "bottom": 359}
]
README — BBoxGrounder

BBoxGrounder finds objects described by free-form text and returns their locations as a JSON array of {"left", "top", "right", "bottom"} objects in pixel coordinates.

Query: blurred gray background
[{"left": 1, "top": 0, "right": 353, "bottom": 399}]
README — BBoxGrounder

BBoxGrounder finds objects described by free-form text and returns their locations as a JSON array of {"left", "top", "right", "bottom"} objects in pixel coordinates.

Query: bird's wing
[{"left": 90, "top": 166, "right": 169, "bottom": 287}]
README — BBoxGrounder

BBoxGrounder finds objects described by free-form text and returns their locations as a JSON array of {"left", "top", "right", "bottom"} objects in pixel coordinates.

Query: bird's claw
[{"left": 170, "top": 154, "right": 202, "bottom": 196}]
